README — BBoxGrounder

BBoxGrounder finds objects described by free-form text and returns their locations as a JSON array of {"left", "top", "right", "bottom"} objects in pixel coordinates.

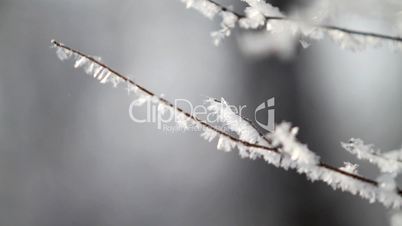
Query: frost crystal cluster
[
  {"left": 181, "top": 0, "right": 238, "bottom": 46},
  {"left": 205, "top": 98, "right": 268, "bottom": 145},
  {"left": 341, "top": 138, "right": 402, "bottom": 211},
  {"left": 340, "top": 162, "right": 359, "bottom": 174},
  {"left": 342, "top": 138, "right": 402, "bottom": 173}
]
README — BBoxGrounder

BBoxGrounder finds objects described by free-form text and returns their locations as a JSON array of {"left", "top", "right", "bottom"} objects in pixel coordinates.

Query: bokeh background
[{"left": 0, "top": 0, "right": 401, "bottom": 225}]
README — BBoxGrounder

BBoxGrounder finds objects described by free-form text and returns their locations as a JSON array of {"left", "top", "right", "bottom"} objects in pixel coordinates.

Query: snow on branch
[
  {"left": 52, "top": 40, "right": 402, "bottom": 209},
  {"left": 180, "top": 0, "right": 402, "bottom": 52}
]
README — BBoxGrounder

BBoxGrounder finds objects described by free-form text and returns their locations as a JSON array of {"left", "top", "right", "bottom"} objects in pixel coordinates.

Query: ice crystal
[
  {"left": 340, "top": 162, "right": 359, "bottom": 174},
  {"left": 181, "top": 0, "right": 220, "bottom": 19},
  {"left": 211, "top": 11, "right": 238, "bottom": 46},
  {"left": 200, "top": 127, "right": 218, "bottom": 142},
  {"left": 55, "top": 47, "right": 71, "bottom": 61},
  {"left": 216, "top": 135, "right": 236, "bottom": 152},
  {"left": 270, "top": 123, "right": 319, "bottom": 165}
]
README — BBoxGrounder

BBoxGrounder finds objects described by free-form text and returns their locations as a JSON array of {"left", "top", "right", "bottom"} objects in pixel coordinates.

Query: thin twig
[{"left": 51, "top": 40, "right": 402, "bottom": 196}]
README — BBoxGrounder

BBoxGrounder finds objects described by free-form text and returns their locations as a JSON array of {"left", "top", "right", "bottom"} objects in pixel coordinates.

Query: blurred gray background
[{"left": 0, "top": 0, "right": 401, "bottom": 225}]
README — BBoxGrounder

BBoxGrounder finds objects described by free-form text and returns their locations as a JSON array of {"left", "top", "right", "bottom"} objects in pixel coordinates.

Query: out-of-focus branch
[
  {"left": 209, "top": 0, "right": 402, "bottom": 42},
  {"left": 186, "top": 0, "right": 402, "bottom": 49}
]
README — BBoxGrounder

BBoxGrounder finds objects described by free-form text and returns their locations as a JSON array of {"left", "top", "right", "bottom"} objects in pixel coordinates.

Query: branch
[
  {"left": 184, "top": 0, "right": 402, "bottom": 49},
  {"left": 51, "top": 40, "right": 402, "bottom": 208},
  {"left": 211, "top": 0, "right": 402, "bottom": 42}
]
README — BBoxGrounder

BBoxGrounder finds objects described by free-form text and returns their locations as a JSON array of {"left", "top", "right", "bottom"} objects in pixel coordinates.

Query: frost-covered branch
[
  {"left": 342, "top": 139, "right": 402, "bottom": 197},
  {"left": 52, "top": 40, "right": 402, "bottom": 209},
  {"left": 342, "top": 138, "right": 402, "bottom": 174},
  {"left": 181, "top": 0, "right": 402, "bottom": 52}
]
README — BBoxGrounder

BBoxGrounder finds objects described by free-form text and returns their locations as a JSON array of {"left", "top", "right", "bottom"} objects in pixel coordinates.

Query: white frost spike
[
  {"left": 262, "top": 151, "right": 281, "bottom": 167},
  {"left": 201, "top": 128, "right": 218, "bottom": 142},
  {"left": 183, "top": 1, "right": 237, "bottom": 45},
  {"left": 56, "top": 47, "right": 71, "bottom": 61},
  {"left": 216, "top": 135, "right": 235, "bottom": 152},
  {"left": 126, "top": 84, "right": 139, "bottom": 95},
  {"left": 85, "top": 62, "right": 96, "bottom": 74},
  {"left": 237, "top": 145, "right": 249, "bottom": 158},
  {"left": 249, "top": 150, "right": 261, "bottom": 160},
  {"left": 175, "top": 112, "right": 189, "bottom": 129},
  {"left": 211, "top": 27, "right": 231, "bottom": 46},
  {"left": 210, "top": 11, "right": 238, "bottom": 46},
  {"left": 100, "top": 71, "right": 112, "bottom": 84},
  {"left": 132, "top": 95, "right": 149, "bottom": 106},
  {"left": 93, "top": 66, "right": 103, "bottom": 79},
  {"left": 110, "top": 75, "right": 123, "bottom": 87},
  {"left": 290, "top": 126, "right": 299, "bottom": 136},
  {"left": 74, "top": 57, "right": 87, "bottom": 68},
  {"left": 96, "top": 69, "right": 108, "bottom": 81},
  {"left": 205, "top": 98, "right": 269, "bottom": 146},
  {"left": 339, "top": 162, "right": 359, "bottom": 174},
  {"left": 182, "top": 0, "right": 193, "bottom": 8}
]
